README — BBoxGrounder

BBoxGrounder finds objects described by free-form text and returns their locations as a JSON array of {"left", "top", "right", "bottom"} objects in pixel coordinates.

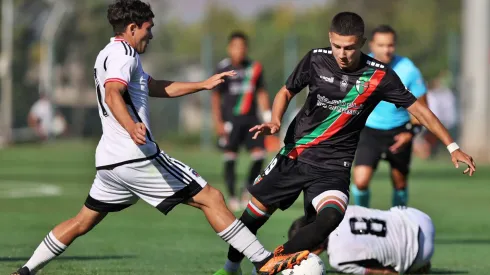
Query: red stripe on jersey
[
  {"left": 105, "top": 78, "right": 128, "bottom": 87},
  {"left": 287, "top": 69, "right": 386, "bottom": 159},
  {"left": 240, "top": 62, "right": 262, "bottom": 115}
]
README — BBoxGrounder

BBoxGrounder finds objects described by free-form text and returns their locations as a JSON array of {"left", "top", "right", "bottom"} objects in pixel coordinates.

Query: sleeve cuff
[{"left": 104, "top": 78, "right": 128, "bottom": 87}]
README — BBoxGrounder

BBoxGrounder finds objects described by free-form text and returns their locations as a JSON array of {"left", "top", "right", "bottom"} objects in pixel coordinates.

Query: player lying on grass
[
  {"left": 10, "top": 1, "right": 308, "bottom": 275},
  {"left": 214, "top": 11, "right": 475, "bottom": 275},
  {"left": 289, "top": 206, "right": 434, "bottom": 275}
]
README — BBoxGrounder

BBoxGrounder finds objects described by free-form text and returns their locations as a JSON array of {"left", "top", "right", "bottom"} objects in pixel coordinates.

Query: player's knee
[
  {"left": 201, "top": 185, "right": 226, "bottom": 207},
  {"left": 355, "top": 178, "right": 370, "bottom": 190}
]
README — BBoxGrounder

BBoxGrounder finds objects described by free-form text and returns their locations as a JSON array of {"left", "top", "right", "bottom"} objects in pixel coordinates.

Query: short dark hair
[
  {"left": 330, "top": 12, "right": 365, "bottom": 37},
  {"left": 370, "top": 24, "right": 397, "bottom": 42},
  {"left": 228, "top": 31, "right": 249, "bottom": 46},
  {"left": 288, "top": 216, "right": 309, "bottom": 240},
  {"left": 107, "top": 0, "right": 154, "bottom": 35}
]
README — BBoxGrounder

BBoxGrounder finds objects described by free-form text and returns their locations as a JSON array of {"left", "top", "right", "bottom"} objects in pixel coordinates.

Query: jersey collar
[{"left": 110, "top": 37, "right": 126, "bottom": 43}]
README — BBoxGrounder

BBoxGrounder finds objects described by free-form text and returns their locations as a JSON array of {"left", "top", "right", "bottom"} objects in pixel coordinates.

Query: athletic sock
[
  {"left": 351, "top": 184, "right": 370, "bottom": 207},
  {"left": 392, "top": 188, "right": 408, "bottom": 206},
  {"left": 24, "top": 231, "right": 67, "bottom": 273},
  {"left": 226, "top": 201, "right": 271, "bottom": 265},
  {"left": 282, "top": 207, "right": 343, "bottom": 254},
  {"left": 218, "top": 219, "right": 271, "bottom": 264}
]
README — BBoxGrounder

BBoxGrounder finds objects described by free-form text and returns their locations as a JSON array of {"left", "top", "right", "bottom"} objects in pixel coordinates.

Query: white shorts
[
  {"left": 85, "top": 151, "right": 207, "bottom": 214},
  {"left": 405, "top": 208, "right": 435, "bottom": 272}
]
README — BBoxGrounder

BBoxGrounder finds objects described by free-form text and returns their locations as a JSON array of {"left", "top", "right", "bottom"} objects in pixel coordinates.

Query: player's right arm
[
  {"left": 103, "top": 52, "right": 146, "bottom": 145},
  {"left": 250, "top": 50, "right": 312, "bottom": 139},
  {"left": 104, "top": 82, "right": 146, "bottom": 145}
]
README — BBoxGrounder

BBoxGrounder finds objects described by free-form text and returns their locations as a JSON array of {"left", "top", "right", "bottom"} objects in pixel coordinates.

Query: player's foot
[
  {"left": 10, "top": 267, "right": 31, "bottom": 275},
  {"left": 228, "top": 197, "right": 241, "bottom": 212},
  {"left": 254, "top": 246, "right": 309, "bottom": 275},
  {"left": 212, "top": 267, "right": 242, "bottom": 275}
]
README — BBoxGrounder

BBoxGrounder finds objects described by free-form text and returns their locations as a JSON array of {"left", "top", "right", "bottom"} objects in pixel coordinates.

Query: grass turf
[{"left": 0, "top": 140, "right": 489, "bottom": 274}]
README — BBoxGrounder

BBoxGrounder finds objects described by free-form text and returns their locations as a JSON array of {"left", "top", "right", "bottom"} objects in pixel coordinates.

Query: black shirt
[
  {"left": 281, "top": 48, "right": 417, "bottom": 169},
  {"left": 215, "top": 58, "right": 265, "bottom": 121}
]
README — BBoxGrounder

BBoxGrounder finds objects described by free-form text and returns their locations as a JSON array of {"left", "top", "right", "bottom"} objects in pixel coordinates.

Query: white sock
[
  {"left": 218, "top": 220, "right": 271, "bottom": 263},
  {"left": 24, "top": 231, "right": 67, "bottom": 273},
  {"left": 224, "top": 259, "right": 241, "bottom": 272}
]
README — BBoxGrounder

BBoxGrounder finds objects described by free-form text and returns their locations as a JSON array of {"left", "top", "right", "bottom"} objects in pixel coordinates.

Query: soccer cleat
[
  {"left": 255, "top": 246, "right": 309, "bottom": 275},
  {"left": 10, "top": 267, "right": 31, "bottom": 275},
  {"left": 212, "top": 267, "right": 242, "bottom": 275}
]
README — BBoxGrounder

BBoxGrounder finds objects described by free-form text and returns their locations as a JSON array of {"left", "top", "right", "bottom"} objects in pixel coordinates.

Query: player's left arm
[
  {"left": 380, "top": 69, "right": 476, "bottom": 176},
  {"left": 148, "top": 71, "right": 236, "bottom": 98}
]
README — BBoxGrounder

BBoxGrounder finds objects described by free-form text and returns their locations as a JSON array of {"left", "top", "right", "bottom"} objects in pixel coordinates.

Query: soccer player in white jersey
[
  {"left": 10, "top": 1, "right": 309, "bottom": 275},
  {"left": 288, "top": 206, "right": 434, "bottom": 274}
]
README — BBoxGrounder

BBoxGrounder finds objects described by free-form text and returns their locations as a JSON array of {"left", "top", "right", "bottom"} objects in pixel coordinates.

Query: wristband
[
  {"left": 447, "top": 142, "right": 460, "bottom": 154},
  {"left": 262, "top": 110, "right": 272, "bottom": 122}
]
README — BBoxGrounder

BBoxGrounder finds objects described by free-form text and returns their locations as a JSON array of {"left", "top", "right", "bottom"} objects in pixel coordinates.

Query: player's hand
[
  {"left": 201, "top": 70, "right": 236, "bottom": 90},
  {"left": 451, "top": 149, "right": 476, "bottom": 176},
  {"left": 389, "top": 132, "right": 413, "bottom": 153},
  {"left": 216, "top": 121, "right": 226, "bottom": 136},
  {"left": 128, "top": 122, "right": 147, "bottom": 145},
  {"left": 249, "top": 122, "right": 280, "bottom": 140}
]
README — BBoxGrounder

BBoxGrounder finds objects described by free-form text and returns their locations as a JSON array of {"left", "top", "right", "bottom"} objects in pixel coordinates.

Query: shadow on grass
[{"left": 0, "top": 255, "right": 136, "bottom": 262}]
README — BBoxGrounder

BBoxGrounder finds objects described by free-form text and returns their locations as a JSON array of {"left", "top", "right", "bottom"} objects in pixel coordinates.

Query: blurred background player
[
  {"left": 288, "top": 205, "right": 434, "bottom": 275},
  {"left": 212, "top": 31, "right": 271, "bottom": 211},
  {"left": 352, "top": 25, "right": 427, "bottom": 207},
  {"left": 27, "top": 92, "right": 67, "bottom": 141},
  {"left": 414, "top": 72, "right": 458, "bottom": 159}
]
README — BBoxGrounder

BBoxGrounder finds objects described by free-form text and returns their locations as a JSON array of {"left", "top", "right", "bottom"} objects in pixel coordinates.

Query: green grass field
[{"left": 1, "top": 140, "right": 489, "bottom": 275}]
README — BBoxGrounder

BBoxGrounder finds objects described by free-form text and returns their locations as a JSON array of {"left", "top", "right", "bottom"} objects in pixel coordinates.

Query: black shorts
[
  {"left": 222, "top": 117, "right": 265, "bottom": 152},
  {"left": 249, "top": 155, "right": 350, "bottom": 221},
  {"left": 355, "top": 125, "right": 413, "bottom": 175}
]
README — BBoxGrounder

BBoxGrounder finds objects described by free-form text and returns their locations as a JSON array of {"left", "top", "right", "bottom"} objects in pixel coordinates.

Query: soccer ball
[
  {"left": 281, "top": 253, "right": 326, "bottom": 275},
  {"left": 251, "top": 253, "right": 326, "bottom": 275}
]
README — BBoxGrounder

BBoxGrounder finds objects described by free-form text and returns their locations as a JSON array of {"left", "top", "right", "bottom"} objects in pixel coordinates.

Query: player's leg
[
  {"left": 215, "top": 155, "right": 307, "bottom": 275},
  {"left": 280, "top": 168, "right": 350, "bottom": 254},
  {"left": 223, "top": 121, "right": 241, "bottom": 211},
  {"left": 353, "top": 128, "right": 382, "bottom": 207},
  {"left": 13, "top": 170, "right": 136, "bottom": 275},
  {"left": 119, "top": 152, "right": 307, "bottom": 275},
  {"left": 12, "top": 207, "right": 107, "bottom": 275},
  {"left": 243, "top": 129, "right": 266, "bottom": 207},
  {"left": 387, "top": 140, "right": 413, "bottom": 206}
]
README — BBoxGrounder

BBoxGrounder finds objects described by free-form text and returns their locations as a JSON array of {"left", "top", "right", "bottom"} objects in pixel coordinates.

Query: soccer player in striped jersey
[
  {"left": 288, "top": 206, "right": 434, "bottom": 275},
  {"left": 212, "top": 31, "right": 271, "bottom": 212},
  {"left": 214, "top": 11, "right": 475, "bottom": 275},
  {"left": 10, "top": 1, "right": 308, "bottom": 275}
]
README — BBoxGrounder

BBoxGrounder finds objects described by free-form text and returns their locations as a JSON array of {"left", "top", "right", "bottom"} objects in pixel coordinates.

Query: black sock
[
  {"left": 227, "top": 202, "right": 271, "bottom": 262},
  {"left": 224, "top": 159, "right": 236, "bottom": 197},
  {"left": 282, "top": 207, "right": 343, "bottom": 254},
  {"left": 247, "top": 159, "right": 264, "bottom": 188}
]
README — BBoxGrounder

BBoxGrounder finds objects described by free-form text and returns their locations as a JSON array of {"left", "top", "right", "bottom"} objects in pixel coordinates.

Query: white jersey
[
  {"left": 93, "top": 37, "right": 158, "bottom": 169},
  {"left": 328, "top": 206, "right": 420, "bottom": 274}
]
